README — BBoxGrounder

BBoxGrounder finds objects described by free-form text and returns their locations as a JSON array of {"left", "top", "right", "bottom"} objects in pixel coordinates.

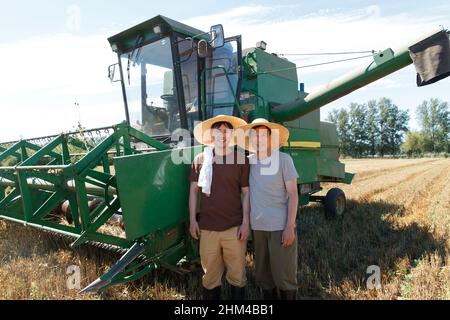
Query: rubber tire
[{"left": 324, "top": 188, "right": 346, "bottom": 219}]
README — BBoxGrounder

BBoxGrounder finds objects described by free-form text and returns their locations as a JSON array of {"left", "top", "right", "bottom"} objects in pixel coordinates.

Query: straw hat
[
  {"left": 235, "top": 118, "right": 290, "bottom": 152},
  {"left": 193, "top": 115, "right": 248, "bottom": 146}
]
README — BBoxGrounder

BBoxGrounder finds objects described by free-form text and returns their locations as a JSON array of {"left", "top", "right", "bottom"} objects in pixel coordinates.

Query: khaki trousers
[
  {"left": 199, "top": 226, "right": 247, "bottom": 289},
  {"left": 253, "top": 230, "right": 298, "bottom": 291}
]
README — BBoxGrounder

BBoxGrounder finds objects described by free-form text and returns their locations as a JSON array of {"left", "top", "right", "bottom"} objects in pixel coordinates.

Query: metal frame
[
  {"left": 0, "top": 122, "right": 194, "bottom": 291},
  {"left": 199, "top": 35, "right": 243, "bottom": 120},
  {"left": 114, "top": 31, "right": 243, "bottom": 132},
  {"left": 115, "top": 31, "right": 194, "bottom": 132},
  {"left": 0, "top": 122, "right": 170, "bottom": 248}
]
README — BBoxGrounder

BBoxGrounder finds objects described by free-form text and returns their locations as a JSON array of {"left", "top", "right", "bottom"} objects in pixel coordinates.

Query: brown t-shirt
[{"left": 189, "top": 149, "right": 249, "bottom": 231}]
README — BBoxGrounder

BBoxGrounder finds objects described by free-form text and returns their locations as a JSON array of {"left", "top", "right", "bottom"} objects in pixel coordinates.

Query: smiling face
[
  {"left": 249, "top": 125, "right": 272, "bottom": 153},
  {"left": 211, "top": 121, "right": 234, "bottom": 149}
]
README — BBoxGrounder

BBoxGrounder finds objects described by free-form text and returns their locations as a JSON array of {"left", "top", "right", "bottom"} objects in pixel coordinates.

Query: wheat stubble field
[{"left": 0, "top": 158, "right": 449, "bottom": 300}]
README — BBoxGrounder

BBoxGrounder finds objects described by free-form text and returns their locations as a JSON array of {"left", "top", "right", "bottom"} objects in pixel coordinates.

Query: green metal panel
[
  {"left": 285, "top": 109, "right": 320, "bottom": 131},
  {"left": 283, "top": 127, "right": 318, "bottom": 182},
  {"left": 317, "top": 158, "right": 345, "bottom": 179},
  {"left": 317, "top": 121, "right": 346, "bottom": 179},
  {"left": 114, "top": 146, "right": 203, "bottom": 241},
  {"left": 320, "top": 121, "right": 340, "bottom": 147},
  {"left": 284, "top": 148, "right": 319, "bottom": 184},
  {"left": 320, "top": 147, "right": 339, "bottom": 161},
  {"left": 242, "top": 48, "right": 298, "bottom": 120},
  {"left": 288, "top": 128, "right": 321, "bottom": 143},
  {"left": 344, "top": 172, "right": 355, "bottom": 184}
]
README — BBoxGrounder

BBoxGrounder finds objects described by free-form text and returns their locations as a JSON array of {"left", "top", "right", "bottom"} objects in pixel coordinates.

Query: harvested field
[{"left": 0, "top": 158, "right": 449, "bottom": 300}]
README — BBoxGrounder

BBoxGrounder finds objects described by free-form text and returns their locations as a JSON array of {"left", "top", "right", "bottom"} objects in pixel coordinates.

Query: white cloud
[
  {"left": 366, "top": 5, "right": 382, "bottom": 18},
  {"left": 184, "top": 5, "right": 274, "bottom": 27},
  {"left": 1, "top": 4, "right": 450, "bottom": 140},
  {"left": 0, "top": 32, "right": 126, "bottom": 141},
  {"left": 183, "top": 4, "right": 449, "bottom": 76},
  {"left": 0, "top": 33, "right": 117, "bottom": 97}
]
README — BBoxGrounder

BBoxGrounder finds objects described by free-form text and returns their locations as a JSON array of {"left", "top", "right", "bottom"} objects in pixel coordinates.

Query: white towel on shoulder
[{"left": 198, "top": 146, "right": 214, "bottom": 197}]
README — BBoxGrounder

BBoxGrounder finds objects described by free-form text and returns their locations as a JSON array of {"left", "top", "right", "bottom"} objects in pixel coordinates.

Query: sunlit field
[{"left": 1, "top": 158, "right": 449, "bottom": 300}]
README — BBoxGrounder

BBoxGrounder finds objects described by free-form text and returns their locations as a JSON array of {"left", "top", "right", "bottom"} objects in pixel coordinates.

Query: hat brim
[
  {"left": 193, "top": 115, "right": 248, "bottom": 146},
  {"left": 234, "top": 121, "right": 290, "bottom": 152}
]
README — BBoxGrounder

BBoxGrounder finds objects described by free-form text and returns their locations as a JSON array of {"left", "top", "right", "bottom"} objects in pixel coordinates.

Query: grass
[{"left": 0, "top": 158, "right": 449, "bottom": 300}]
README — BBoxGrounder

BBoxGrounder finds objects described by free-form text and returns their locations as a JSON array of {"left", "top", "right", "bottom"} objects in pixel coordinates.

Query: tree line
[{"left": 326, "top": 98, "right": 449, "bottom": 157}]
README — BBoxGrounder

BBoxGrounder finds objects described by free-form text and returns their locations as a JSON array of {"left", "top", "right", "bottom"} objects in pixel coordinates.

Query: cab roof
[{"left": 108, "top": 15, "right": 205, "bottom": 53}]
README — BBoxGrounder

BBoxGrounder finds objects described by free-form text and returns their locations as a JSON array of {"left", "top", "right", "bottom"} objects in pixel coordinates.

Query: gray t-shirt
[{"left": 249, "top": 151, "right": 299, "bottom": 231}]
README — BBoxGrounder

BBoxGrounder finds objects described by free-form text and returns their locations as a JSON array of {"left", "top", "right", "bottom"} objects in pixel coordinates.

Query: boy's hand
[
  {"left": 281, "top": 225, "right": 296, "bottom": 247},
  {"left": 193, "top": 153, "right": 203, "bottom": 174},
  {"left": 238, "top": 222, "right": 249, "bottom": 241},
  {"left": 190, "top": 220, "right": 200, "bottom": 240}
]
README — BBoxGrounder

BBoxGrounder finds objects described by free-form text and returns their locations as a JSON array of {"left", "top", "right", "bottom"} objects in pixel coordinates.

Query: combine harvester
[{"left": 0, "top": 16, "right": 448, "bottom": 292}]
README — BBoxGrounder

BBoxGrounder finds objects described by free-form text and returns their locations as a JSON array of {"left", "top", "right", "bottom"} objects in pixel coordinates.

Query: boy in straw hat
[
  {"left": 189, "top": 115, "right": 250, "bottom": 300},
  {"left": 236, "top": 118, "right": 299, "bottom": 300}
]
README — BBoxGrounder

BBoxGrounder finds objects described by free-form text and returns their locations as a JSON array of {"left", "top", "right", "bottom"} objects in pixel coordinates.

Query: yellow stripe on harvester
[{"left": 283, "top": 141, "right": 321, "bottom": 148}]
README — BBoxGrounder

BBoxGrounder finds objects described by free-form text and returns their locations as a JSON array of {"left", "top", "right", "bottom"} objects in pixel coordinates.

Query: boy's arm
[
  {"left": 285, "top": 179, "right": 299, "bottom": 229},
  {"left": 238, "top": 186, "right": 250, "bottom": 241},
  {"left": 189, "top": 181, "right": 200, "bottom": 240},
  {"left": 282, "top": 179, "right": 299, "bottom": 247}
]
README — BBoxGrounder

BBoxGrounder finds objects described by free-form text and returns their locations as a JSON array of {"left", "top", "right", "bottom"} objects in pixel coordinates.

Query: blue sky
[{"left": 1, "top": 1, "right": 450, "bottom": 141}]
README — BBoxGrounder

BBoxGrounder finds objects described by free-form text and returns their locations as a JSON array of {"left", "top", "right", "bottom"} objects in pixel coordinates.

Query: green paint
[{"left": 114, "top": 145, "right": 202, "bottom": 241}]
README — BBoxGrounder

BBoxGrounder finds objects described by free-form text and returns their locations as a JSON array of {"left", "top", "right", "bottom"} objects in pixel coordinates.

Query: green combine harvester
[{"left": 0, "top": 15, "right": 448, "bottom": 293}]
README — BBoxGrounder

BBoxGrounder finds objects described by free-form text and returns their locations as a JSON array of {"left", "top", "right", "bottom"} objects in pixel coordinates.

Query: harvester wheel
[{"left": 324, "top": 188, "right": 346, "bottom": 219}]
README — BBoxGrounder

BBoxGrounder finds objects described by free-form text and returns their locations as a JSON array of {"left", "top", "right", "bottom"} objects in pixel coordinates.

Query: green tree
[
  {"left": 401, "top": 131, "right": 425, "bottom": 156},
  {"left": 327, "top": 108, "right": 352, "bottom": 156},
  {"left": 366, "top": 99, "right": 380, "bottom": 156},
  {"left": 416, "top": 99, "right": 450, "bottom": 153},
  {"left": 328, "top": 98, "right": 410, "bottom": 157},
  {"left": 349, "top": 103, "right": 369, "bottom": 157},
  {"left": 378, "top": 98, "right": 409, "bottom": 156}
]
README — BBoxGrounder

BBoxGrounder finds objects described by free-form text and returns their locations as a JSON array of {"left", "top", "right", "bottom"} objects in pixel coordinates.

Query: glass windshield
[
  {"left": 204, "top": 41, "right": 239, "bottom": 118},
  {"left": 121, "top": 37, "right": 180, "bottom": 136},
  {"left": 178, "top": 37, "right": 200, "bottom": 131},
  {"left": 119, "top": 36, "right": 240, "bottom": 136}
]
